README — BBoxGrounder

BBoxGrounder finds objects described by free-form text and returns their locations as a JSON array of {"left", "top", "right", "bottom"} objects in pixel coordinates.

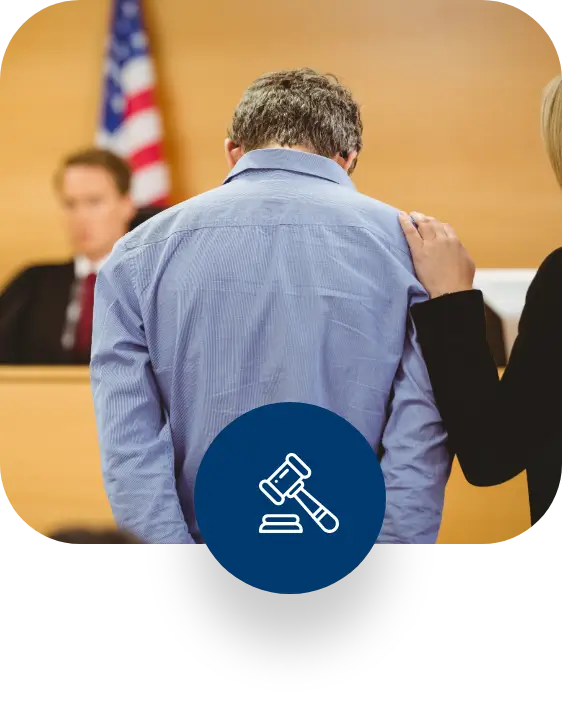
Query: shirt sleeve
[
  {"left": 90, "top": 246, "right": 194, "bottom": 544},
  {"left": 378, "top": 310, "right": 453, "bottom": 544}
]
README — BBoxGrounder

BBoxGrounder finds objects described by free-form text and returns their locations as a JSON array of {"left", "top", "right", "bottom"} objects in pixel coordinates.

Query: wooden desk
[
  {"left": 0, "top": 368, "right": 531, "bottom": 542},
  {"left": 0, "top": 368, "right": 113, "bottom": 536}
]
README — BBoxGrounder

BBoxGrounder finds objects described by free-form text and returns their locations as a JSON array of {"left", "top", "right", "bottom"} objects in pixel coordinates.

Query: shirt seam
[
  {"left": 125, "top": 224, "right": 410, "bottom": 260},
  {"left": 123, "top": 249, "right": 143, "bottom": 311}
]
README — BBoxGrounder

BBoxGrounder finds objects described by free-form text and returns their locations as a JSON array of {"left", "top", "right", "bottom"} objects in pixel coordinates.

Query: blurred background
[{"left": 0, "top": 0, "right": 560, "bottom": 542}]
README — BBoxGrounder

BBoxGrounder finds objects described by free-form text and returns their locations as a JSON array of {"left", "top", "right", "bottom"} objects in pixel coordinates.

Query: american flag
[{"left": 97, "top": 0, "right": 170, "bottom": 207}]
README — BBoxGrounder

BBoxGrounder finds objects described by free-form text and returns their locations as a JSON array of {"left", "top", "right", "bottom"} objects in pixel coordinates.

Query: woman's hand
[{"left": 399, "top": 211, "right": 476, "bottom": 299}]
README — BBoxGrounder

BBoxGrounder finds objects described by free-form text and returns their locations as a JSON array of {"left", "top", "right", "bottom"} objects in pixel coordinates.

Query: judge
[{"left": 0, "top": 148, "right": 135, "bottom": 364}]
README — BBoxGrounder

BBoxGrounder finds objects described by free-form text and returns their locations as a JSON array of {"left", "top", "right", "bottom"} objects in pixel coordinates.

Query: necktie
[{"left": 74, "top": 272, "right": 97, "bottom": 362}]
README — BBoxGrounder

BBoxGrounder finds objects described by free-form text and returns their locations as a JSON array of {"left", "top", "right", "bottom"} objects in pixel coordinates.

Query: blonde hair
[{"left": 541, "top": 75, "right": 562, "bottom": 188}]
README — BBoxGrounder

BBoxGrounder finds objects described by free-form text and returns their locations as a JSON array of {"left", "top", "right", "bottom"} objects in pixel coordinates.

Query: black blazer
[
  {"left": 0, "top": 207, "right": 168, "bottom": 365},
  {"left": 0, "top": 262, "right": 78, "bottom": 364},
  {"left": 410, "top": 248, "right": 562, "bottom": 526}
]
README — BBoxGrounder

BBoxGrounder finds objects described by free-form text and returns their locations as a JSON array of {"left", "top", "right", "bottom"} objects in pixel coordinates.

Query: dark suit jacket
[
  {"left": 0, "top": 207, "right": 168, "bottom": 365},
  {"left": 410, "top": 248, "right": 562, "bottom": 526},
  {"left": 0, "top": 262, "right": 78, "bottom": 364}
]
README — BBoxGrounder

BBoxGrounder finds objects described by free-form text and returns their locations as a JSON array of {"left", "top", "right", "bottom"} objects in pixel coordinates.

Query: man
[
  {"left": 91, "top": 68, "right": 452, "bottom": 544},
  {"left": 0, "top": 149, "right": 135, "bottom": 364}
]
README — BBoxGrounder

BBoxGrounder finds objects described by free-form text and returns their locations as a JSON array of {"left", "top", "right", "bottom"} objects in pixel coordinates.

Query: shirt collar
[
  {"left": 74, "top": 254, "right": 109, "bottom": 279},
  {"left": 223, "top": 148, "right": 356, "bottom": 189}
]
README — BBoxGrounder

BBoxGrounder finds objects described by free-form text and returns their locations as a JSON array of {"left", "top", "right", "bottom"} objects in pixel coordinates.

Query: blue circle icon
[{"left": 195, "top": 402, "right": 386, "bottom": 594}]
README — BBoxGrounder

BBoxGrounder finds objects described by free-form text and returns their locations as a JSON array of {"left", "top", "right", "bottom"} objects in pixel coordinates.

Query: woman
[{"left": 398, "top": 75, "right": 562, "bottom": 526}]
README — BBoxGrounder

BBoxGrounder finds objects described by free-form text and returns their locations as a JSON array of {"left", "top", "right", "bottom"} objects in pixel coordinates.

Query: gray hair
[{"left": 228, "top": 68, "right": 363, "bottom": 172}]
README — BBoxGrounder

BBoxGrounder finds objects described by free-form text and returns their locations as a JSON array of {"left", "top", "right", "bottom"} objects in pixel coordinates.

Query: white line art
[
  {"left": 259, "top": 514, "right": 303, "bottom": 533},
  {"left": 259, "top": 453, "right": 339, "bottom": 534}
]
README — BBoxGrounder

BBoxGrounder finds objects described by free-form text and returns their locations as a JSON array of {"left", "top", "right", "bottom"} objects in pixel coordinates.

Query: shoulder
[
  {"left": 299, "top": 179, "right": 409, "bottom": 259},
  {"left": 336, "top": 188, "right": 411, "bottom": 261},
  {"left": 25, "top": 261, "right": 73, "bottom": 274},
  {"left": 121, "top": 187, "right": 232, "bottom": 252},
  {"left": 343, "top": 187, "right": 399, "bottom": 217},
  {"left": 536, "top": 247, "right": 562, "bottom": 277},
  {"left": 518, "top": 246, "right": 562, "bottom": 332},
  {"left": 527, "top": 247, "right": 562, "bottom": 302},
  {"left": 2, "top": 261, "right": 72, "bottom": 288},
  {"left": 118, "top": 183, "right": 411, "bottom": 268}
]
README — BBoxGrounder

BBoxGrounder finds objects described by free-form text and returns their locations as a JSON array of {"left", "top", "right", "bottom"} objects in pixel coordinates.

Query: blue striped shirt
[{"left": 91, "top": 149, "right": 452, "bottom": 544}]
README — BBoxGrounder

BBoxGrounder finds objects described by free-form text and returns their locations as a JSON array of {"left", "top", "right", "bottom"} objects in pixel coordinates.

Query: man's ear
[
  {"left": 334, "top": 150, "right": 358, "bottom": 174},
  {"left": 225, "top": 139, "right": 245, "bottom": 169}
]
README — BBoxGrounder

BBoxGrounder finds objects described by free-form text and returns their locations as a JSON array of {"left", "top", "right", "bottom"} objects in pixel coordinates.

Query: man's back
[{"left": 92, "top": 150, "right": 451, "bottom": 543}]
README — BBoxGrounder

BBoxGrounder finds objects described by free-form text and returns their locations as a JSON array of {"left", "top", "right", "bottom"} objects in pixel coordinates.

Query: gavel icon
[{"left": 259, "top": 453, "right": 339, "bottom": 534}]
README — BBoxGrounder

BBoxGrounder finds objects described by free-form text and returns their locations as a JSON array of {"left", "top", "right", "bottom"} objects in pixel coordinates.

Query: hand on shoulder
[{"left": 398, "top": 211, "right": 475, "bottom": 299}]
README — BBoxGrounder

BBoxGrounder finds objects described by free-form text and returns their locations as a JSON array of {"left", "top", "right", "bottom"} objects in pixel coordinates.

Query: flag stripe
[
  {"left": 125, "top": 88, "right": 155, "bottom": 118},
  {"left": 121, "top": 55, "right": 155, "bottom": 97},
  {"left": 129, "top": 143, "right": 163, "bottom": 172},
  {"left": 122, "top": 108, "right": 163, "bottom": 159},
  {"left": 132, "top": 162, "right": 170, "bottom": 206},
  {"left": 97, "top": 0, "right": 170, "bottom": 207}
]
